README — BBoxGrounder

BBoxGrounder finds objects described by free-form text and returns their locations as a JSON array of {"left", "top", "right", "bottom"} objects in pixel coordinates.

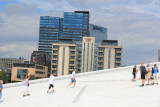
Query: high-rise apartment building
[
  {"left": 81, "top": 37, "right": 95, "bottom": 72},
  {"left": 51, "top": 39, "right": 79, "bottom": 76},
  {"left": 97, "top": 40, "right": 122, "bottom": 70},
  {"left": 89, "top": 24, "right": 107, "bottom": 43}
]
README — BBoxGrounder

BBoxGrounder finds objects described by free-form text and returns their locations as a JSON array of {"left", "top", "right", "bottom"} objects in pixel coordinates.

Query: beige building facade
[
  {"left": 81, "top": 37, "right": 95, "bottom": 72},
  {"left": 97, "top": 40, "right": 122, "bottom": 70},
  {"left": 11, "top": 62, "right": 48, "bottom": 82},
  {"left": 51, "top": 43, "right": 78, "bottom": 76}
]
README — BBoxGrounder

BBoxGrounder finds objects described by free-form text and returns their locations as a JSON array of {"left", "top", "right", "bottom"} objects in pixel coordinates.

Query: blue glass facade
[
  {"left": 63, "top": 11, "right": 89, "bottom": 43},
  {"left": 38, "top": 11, "right": 89, "bottom": 54},
  {"left": 38, "top": 16, "right": 62, "bottom": 54},
  {"left": 89, "top": 24, "right": 107, "bottom": 43}
]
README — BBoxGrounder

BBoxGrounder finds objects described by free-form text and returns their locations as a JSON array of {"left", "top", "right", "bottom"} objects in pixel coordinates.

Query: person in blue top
[
  {"left": 0, "top": 80, "right": 3, "bottom": 100},
  {"left": 23, "top": 76, "right": 30, "bottom": 97},
  {"left": 152, "top": 64, "right": 159, "bottom": 85}
]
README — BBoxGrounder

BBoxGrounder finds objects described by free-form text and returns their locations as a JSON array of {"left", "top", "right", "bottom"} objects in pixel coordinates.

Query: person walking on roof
[
  {"left": 139, "top": 62, "right": 146, "bottom": 87},
  {"left": 67, "top": 68, "right": 76, "bottom": 88},
  {"left": 152, "top": 64, "right": 159, "bottom": 85},
  {"left": 47, "top": 73, "right": 55, "bottom": 93},
  {"left": 23, "top": 76, "right": 30, "bottom": 97},
  {"left": 146, "top": 64, "right": 152, "bottom": 85}
]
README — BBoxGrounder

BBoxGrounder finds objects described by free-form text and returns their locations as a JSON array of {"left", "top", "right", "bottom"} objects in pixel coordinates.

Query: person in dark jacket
[
  {"left": 132, "top": 65, "right": 137, "bottom": 81},
  {"left": 139, "top": 62, "right": 146, "bottom": 87}
]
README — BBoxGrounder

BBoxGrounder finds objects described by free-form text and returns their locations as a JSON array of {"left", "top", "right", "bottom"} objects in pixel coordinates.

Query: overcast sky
[{"left": 0, "top": 0, "right": 160, "bottom": 66}]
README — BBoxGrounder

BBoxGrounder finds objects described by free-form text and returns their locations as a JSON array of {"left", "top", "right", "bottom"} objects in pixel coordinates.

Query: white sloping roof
[{"left": 1, "top": 62, "right": 160, "bottom": 107}]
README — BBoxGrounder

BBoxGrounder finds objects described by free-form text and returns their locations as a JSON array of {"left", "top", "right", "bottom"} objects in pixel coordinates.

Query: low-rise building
[
  {"left": 11, "top": 61, "right": 48, "bottom": 82},
  {"left": 31, "top": 51, "right": 51, "bottom": 74},
  {"left": 0, "top": 58, "right": 24, "bottom": 69}
]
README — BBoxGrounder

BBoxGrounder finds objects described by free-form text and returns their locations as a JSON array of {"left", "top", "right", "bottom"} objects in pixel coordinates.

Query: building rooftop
[{"left": 2, "top": 62, "right": 160, "bottom": 107}]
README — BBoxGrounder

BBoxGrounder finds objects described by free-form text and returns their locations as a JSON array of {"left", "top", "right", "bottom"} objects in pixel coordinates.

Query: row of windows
[
  {"left": 40, "top": 31, "right": 59, "bottom": 33},
  {"left": 40, "top": 16, "right": 60, "bottom": 20},
  {"left": 40, "top": 29, "right": 59, "bottom": 31},
  {"left": 40, "top": 33, "right": 58, "bottom": 36},
  {"left": 35, "top": 71, "right": 45, "bottom": 74},
  {"left": 39, "top": 39, "right": 58, "bottom": 42},
  {"left": 39, "top": 37, "right": 58, "bottom": 39},
  {"left": 63, "top": 32, "right": 83, "bottom": 35}
]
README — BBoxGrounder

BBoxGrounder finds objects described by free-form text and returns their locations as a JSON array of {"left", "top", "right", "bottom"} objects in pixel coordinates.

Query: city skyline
[{"left": 0, "top": 0, "right": 160, "bottom": 66}]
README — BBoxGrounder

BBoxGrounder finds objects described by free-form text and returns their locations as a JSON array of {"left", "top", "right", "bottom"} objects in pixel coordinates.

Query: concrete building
[
  {"left": 0, "top": 58, "right": 24, "bottom": 69},
  {"left": 89, "top": 24, "right": 107, "bottom": 43},
  {"left": 158, "top": 49, "right": 160, "bottom": 62},
  {"left": 97, "top": 40, "right": 122, "bottom": 70},
  {"left": 31, "top": 51, "right": 51, "bottom": 74},
  {"left": 81, "top": 37, "right": 95, "bottom": 72},
  {"left": 51, "top": 39, "right": 79, "bottom": 76},
  {"left": 11, "top": 61, "right": 48, "bottom": 82}
]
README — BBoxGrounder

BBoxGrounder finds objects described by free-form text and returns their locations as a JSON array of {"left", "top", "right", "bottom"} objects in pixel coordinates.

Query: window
[
  {"left": 35, "top": 71, "right": 45, "bottom": 74},
  {"left": 17, "top": 69, "right": 28, "bottom": 80}
]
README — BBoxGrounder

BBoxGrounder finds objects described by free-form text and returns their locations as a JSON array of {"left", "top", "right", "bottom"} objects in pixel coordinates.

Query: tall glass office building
[
  {"left": 89, "top": 24, "right": 107, "bottom": 43},
  {"left": 38, "top": 11, "right": 89, "bottom": 54},
  {"left": 63, "top": 11, "right": 89, "bottom": 43},
  {"left": 38, "top": 16, "right": 63, "bottom": 54}
]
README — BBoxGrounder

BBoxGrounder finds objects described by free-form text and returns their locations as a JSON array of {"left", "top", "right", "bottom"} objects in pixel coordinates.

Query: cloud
[
  {"left": 4, "top": 3, "right": 37, "bottom": 16},
  {"left": 0, "top": 42, "right": 37, "bottom": 60},
  {"left": 0, "top": 0, "right": 160, "bottom": 65}
]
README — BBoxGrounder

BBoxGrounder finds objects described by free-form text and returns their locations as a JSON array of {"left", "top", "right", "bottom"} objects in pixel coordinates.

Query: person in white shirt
[
  {"left": 67, "top": 68, "right": 76, "bottom": 88},
  {"left": 47, "top": 73, "right": 55, "bottom": 93},
  {"left": 146, "top": 64, "right": 152, "bottom": 85}
]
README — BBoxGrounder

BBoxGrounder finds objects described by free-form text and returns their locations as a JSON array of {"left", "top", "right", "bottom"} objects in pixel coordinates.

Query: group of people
[
  {"left": 0, "top": 69, "right": 77, "bottom": 100},
  {"left": 132, "top": 62, "right": 159, "bottom": 87},
  {"left": 23, "top": 68, "right": 77, "bottom": 97}
]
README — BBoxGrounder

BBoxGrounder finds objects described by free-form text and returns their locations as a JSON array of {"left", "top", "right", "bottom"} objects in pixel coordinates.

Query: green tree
[
  {"left": 0, "top": 69, "right": 9, "bottom": 84},
  {"left": 29, "top": 75, "right": 36, "bottom": 80}
]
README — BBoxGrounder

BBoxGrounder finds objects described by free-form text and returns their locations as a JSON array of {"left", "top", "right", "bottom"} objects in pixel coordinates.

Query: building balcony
[
  {"left": 53, "top": 73, "right": 57, "bottom": 75},
  {"left": 69, "top": 64, "right": 74, "bottom": 66},
  {"left": 70, "top": 49, "right": 75, "bottom": 51},
  {"left": 98, "top": 55, "right": 103, "bottom": 57},
  {"left": 52, "top": 63, "right": 57, "bottom": 65},
  {"left": 52, "top": 68, "right": 57, "bottom": 70},
  {"left": 116, "top": 51, "right": 121, "bottom": 53},
  {"left": 98, "top": 50, "right": 103, "bottom": 52},
  {"left": 69, "top": 69, "right": 74, "bottom": 71},
  {"left": 52, "top": 58, "right": 58, "bottom": 60},
  {"left": 70, "top": 54, "right": 75, "bottom": 56},
  {"left": 70, "top": 59, "right": 74, "bottom": 61},
  {"left": 53, "top": 48, "right": 58, "bottom": 50},
  {"left": 116, "top": 61, "right": 121, "bottom": 63},
  {"left": 116, "top": 56, "right": 121, "bottom": 58},
  {"left": 53, "top": 53, "right": 58, "bottom": 55},
  {"left": 98, "top": 65, "right": 103, "bottom": 67},
  {"left": 98, "top": 60, "right": 103, "bottom": 62}
]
